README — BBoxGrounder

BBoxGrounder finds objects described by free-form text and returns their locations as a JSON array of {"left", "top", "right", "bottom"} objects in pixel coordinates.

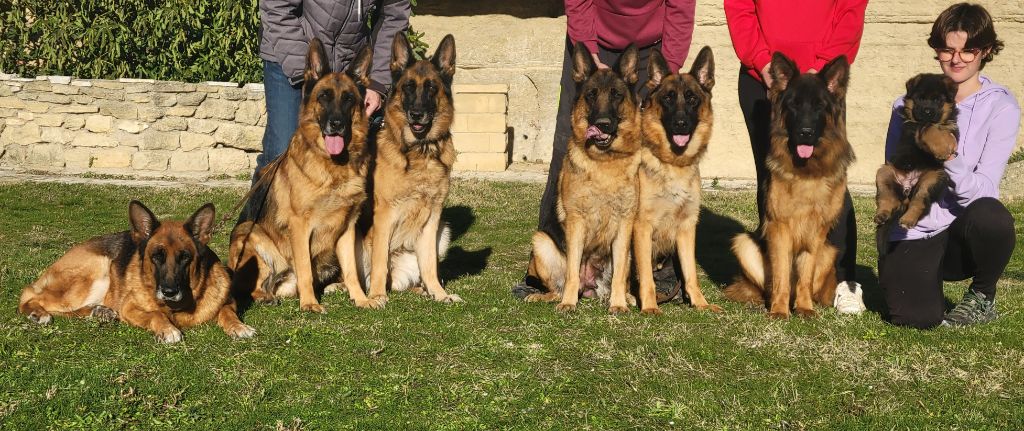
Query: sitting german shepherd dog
[
  {"left": 228, "top": 39, "right": 381, "bottom": 312},
  {"left": 20, "top": 201, "right": 253, "bottom": 343},
  {"left": 875, "top": 73, "right": 959, "bottom": 230},
  {"left": 633, "top": 46, "right": 720, "bottom": 314},
  {"left": 724, "top": 53, "right": 855, "bottom": 318},
  {"left": 523, "top": 43, "right": 642, "bottom": 313}
]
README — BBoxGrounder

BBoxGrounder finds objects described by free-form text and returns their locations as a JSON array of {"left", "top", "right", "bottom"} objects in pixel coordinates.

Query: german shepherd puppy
[
  {"left": 228, "top": 39, "right": 381, "bottom": 312},
  {"left": 359, "top": 34, "right": 459, "bottom": 305},
  {"left": 19, "top": 201, "right": 253, "bottom": 343},
  {"left": 523, "top": 43, "right": 642, "bottom": 313},
  {"left": 634, "top": 46, "right": 719, "bottom": 314},
  {"left": 875, "top": 73, "right": 958, "bottom": 229},
  {"left": 724, "top": 53, "right": 855, "bottom": 319}
]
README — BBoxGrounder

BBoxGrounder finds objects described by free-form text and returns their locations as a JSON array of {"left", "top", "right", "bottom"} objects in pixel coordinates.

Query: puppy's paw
[
  {"left": 873, "top": 210, "right": 891, "bottom": 225},
  {"left": 227, "top": 323, "right": 256, "bottom": 340},
  {"left": 155, "top": 327, "right": 183, "bottom": 344},
  {"left": 898, "top": 214, "right": 919, "bottom": 230},
  {"left": 300, "top": 302, "right": 327, "bottom": 314},
  {"left": 90, "top": 305, "right": 119, "bottom": 322}
]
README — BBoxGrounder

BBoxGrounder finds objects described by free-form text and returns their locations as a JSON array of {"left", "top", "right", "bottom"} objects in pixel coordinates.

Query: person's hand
[
  {"left": 364, "top": 89, "right": 382, "bottom": 117},
  {"left": 761, "top": 63, "right": 773, "bottom": 89},
  {"left": 807, "top": 68, "right": 818, "bottom": 74},
  {"left": 592, "top": 53, "right": 609, "bottom": 70}
]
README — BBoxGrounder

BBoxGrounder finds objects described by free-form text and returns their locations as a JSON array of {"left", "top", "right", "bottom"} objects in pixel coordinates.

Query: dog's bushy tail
[{"left": 723, "top": 233, "right": 767, "bottom": 304}]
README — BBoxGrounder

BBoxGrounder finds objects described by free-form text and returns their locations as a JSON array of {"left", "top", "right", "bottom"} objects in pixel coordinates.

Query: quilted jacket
[{"left": 259, "top": 0, "right": 411, "bottom": 94}]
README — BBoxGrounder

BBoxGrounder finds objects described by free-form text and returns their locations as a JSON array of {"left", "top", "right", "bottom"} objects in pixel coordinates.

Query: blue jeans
[{"left": 254, "top": 60, "right": 302, "bottom": 176}]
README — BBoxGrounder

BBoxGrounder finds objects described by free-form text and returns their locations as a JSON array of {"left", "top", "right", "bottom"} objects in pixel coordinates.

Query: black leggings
[
  {"left": 737, "top": 67, "right": 858, "bottom": 282},
  {"left": 880, "top": 197, "right": 1016, "bottom": 329}
]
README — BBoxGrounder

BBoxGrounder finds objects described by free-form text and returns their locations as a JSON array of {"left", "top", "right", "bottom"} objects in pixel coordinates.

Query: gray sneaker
[
  {"left": 942, "top": 290, "right": 997, "bottom": 327},
  {"left": 511, "top": 276, "right": 544, "bottom": 300}
]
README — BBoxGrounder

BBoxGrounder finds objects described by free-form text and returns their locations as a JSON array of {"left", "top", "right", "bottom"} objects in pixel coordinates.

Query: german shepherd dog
[
  {"left": 358, "top": 34, "right": 459, "bottom": 305},
  {"left": 724, "top": 53, "right": 855, "bottom": 318},
  {"left": 228, "top": 39, "right": 381, "bottom": 312},
  {"left": 523, "top": 43, "right": 642, "bottom": 313},
  {"left": 875, "top": 73, "right": 958, "bottom": 230},
  {"left": 634, "top": 46, "right": 720, "bottom": 314},
  {"left": 19, "top": 201, "right": 254, "bottom": 343}
]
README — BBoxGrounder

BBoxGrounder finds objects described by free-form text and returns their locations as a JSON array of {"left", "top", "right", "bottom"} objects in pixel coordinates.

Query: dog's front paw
[
  {"left": 794, "top": 308, "right": 818, "bottom": 319},
  {"left": 898, "top": 214, "right": 920, "bottom": 230},
  {"left": 555, "top": 302, "right": 577, "bottom": 313},
  {"left": 696, "top": 303, "right": 724, "bottom": 313},
  {"left": 300, "top": 302, "right": 327, "bottom": 314},
  {"left": 873, "top": 210, "right": 892, "bottom": 225},
  {"left": 436, "top": 293, "right": 463, "bottom": 304},
  {"left": 90, "top": 305, "right": 119, "bottom": 322},
  {"left": 641, "top": 306, "right": 663, "bottom": 315},
  {"left": 767, "top": 311, "right": 790, "bottom": 320},
  {"left": 322, "top": 283, "right": 342, "bottom": 295},
  {"left": 608, "top": 305, "right": 630, "bottom": 314},
  {"left": 28, "top": 311, "right": 52, "bottom": 325},
  {"left": 226, "top": 323, "right": 256, "bottom": 340},
  {"left": 155, "top": 327, "right": 183, "bottom": 344},
  {"left": 354, "top": 296, "right": 387, "bottom": 309}
]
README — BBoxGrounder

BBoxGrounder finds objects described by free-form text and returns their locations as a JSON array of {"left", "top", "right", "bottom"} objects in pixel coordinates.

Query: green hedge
[
  {"left": 0, "top": 0, "right": 428, "bottom": 84},
  {"left": 1, "top": 0, "right": 263, "bottom": 83}
]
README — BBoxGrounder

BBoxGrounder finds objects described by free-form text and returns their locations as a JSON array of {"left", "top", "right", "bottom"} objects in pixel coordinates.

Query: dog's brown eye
[
  {"left": 610, "top": 88, "right": 620, "bottom": 99},
  {"left": 151, "top": 249, "right": 165, "bottom": 264},
  {"left": 342, "top": 92, "right": 354, "bottom": 104},
  {"left": 663, "top": 91, "right": 675, "bottom": 102},
  {"left": 586, "top": 88, "right": 597, "bottom": 101},
  {"left": 178, "top": 251, "right": 192, "bottom": 265},
  {"left": 686, "top": 91, "right": 698, "bottom": 106},
  {"left": 317, "top": 90, "right": 331, "bottom": 103}
]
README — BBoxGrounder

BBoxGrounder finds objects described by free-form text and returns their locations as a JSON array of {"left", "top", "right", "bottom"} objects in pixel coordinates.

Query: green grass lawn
[{"left": 1, "top": 179, "right": 1022, "bottom": 430}]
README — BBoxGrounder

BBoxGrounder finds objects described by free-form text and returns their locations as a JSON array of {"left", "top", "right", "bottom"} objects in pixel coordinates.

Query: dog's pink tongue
[
  {"left": 796, "top": 144, "right": 814, "bottom": 159},
  {"left": 586, "top": 125, "right": 609, "bottom": 140},
  {"left": 324, "top": 135, "right": 345, "bottom": 155},
  {"left": 671, "top": 134, "right": 691, "bottom": 147}
]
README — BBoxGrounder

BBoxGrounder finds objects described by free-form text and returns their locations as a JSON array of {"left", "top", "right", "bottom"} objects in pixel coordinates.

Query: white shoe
[{"left": 833, "top": 281, "right": 866, "bottom": 315}]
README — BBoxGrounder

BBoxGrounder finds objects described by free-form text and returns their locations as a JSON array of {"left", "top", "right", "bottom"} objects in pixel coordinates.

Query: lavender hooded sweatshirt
[{"left": 884, "top": 76, "right": 1021, "bottom": 241}]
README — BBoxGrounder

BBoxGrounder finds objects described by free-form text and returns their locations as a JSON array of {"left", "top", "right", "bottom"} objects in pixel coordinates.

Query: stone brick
[
  {"left": 138, "top": 132, "right": 180, "bottom": 151},
  {"left": 188, "top": 119, "right": 220, "bottom": 134},
  {"left": 0, "top": 85, "right": 13, "bottom": 97},
  {"left": 41, "top": 127, "right": 71, "bottom": 144},
  {"left": 64, "top": 148, "right": 92, "bottom": 170},
  {"left": 195, "top": 99, "right": 237, "bottom": 120},
  {"left": 85, "top": 115, "right": 114, "bottom": 133},
  {"left": 169, "top": 150, "right": 209, "bottom": 172},
  {"left": 97, "top": 101, "right": 138, "bottom": 119},
  {"left": 176, "top": 92, "right": 207, "bottom": 106},
  {"left": 132, "top": 150, "right": 171, "bottom": 171},
  {"left": 53, "top": 105, "right": 98, "bottom": 114},
  {"left": 72, "top": 95, "right": 94, "bottom": 105},
  {"left": 180, "top": 132, "right": 216, "bottom": 151},
  {"left": 91, "top": 148, "right": 135, "bottom": 168},
  {"left": 138, "top": 105, "right": 164, "bottom": 122},
  {"left": 454, "top": 93, "right": 507, "bottom": 113},
  {"left": 452, "top": 152, "right": 508, "bottom": 172},
  {"left": 46, "top": 76, "right": 72, "bottom": 85},
  {"left": 219, "top": 88, "right": 249, "bottom": 101},
  {"left": 452, "top": 84, "right": 509, "bottom": 94},
  {"left": 64, "top": 117, "right": 85, "bottom": 130},
  {"left": 23, "top": 100, "right": 51, "bottom": 113},
  {"left": 82, "top": 87, "right": 125, "bottom": 101},
  {"left": 36, "top": 93, "right": 72, "bottom": 104},
  {"left": 127, "top": 94, "right": 151, "bottom": 103},
  {"left": 117, "top": 120, "right": 148, "bottom": 134},
  {"left": 153, "top": 93, "right": 177, "bottom": 107},
  {"left": 123, "top": 83, "right": 154, "bottom": 94},
  {"left": 16, "top": 111, "right": 33, "bottom": 121},
  {"left": 50, "top": 84, "right": 79, "bottom": 95},
  {"left": 0, "top": 96, "right": 25, "bottom": 109},
  {"left": 234, "top": 100, "right": 263, "bottom": 125},
  {"left": 154, "top": 82, "right": 197, "bottom": 93},
  {"left": 0, "top": 108, "right": 15, "bottom": 118},
  {"left": 153, "top": 117, "right": 188, "bottom": 132},
  {"left": 71, "top": 132, "right": 116, "bottom": 147},
  {"left": 452, "top": 132, "right": 508, "bottom": 153},
  {"left": 0, "top": 144, "right": 27, "bottom": 166},
  {"left": 0, "top": 123, "right": 42, "bottom": 145},
  {"left": 451, "top": 113, "right": 506, "bottom": 133},
  {"left": 165, "top": 106, "right": 197, "bottom": 117},
  {"left": 70, "top": 80, "right": 93, "bottom": 87},
  {"left": 208, "top": 147, "right": 250, "bottom": 173},
  {"left": 21, "top": 80, "right": 51, "bottom": 91},
  {"left": 213, "top": 123, "right": 263, "bottom": 151},
  {"left": 90, "top": 80, "right": 124, "bottom": 90},
  {"left": 26, "top": 143, "right": 64, "bottom": 168}
]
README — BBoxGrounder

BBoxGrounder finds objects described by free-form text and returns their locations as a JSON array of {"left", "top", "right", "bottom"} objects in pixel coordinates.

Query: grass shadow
[
  {"left": 441, "top": 205, "right": 492, "bottom": 282},
  {"left": 695, "top": 206, "right": 747, "bottom": 289}
]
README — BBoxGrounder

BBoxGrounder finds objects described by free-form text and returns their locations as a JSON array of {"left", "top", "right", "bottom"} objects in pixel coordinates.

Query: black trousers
[
  {"left": 880, "top": 197, "right": 1016, "bottom": 329},
  {"left": 736, "top": 67, "right": 858, "bottom": 283},
  {"left": 537, "top": 36, "right": 660, "bottom": 245}
]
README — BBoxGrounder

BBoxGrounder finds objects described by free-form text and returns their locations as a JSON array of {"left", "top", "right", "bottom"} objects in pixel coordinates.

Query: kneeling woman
[{"left": 880, "top": 3, "right": 1019, "bottom": 328}]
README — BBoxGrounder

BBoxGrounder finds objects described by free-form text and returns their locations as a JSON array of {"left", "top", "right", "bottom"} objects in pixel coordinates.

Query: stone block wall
[
  {"left": 452, "top": 84, "right": 510, "bottom": 171},
  {"left": 0, "top": 75, "right": 266, "bottom": 177}
]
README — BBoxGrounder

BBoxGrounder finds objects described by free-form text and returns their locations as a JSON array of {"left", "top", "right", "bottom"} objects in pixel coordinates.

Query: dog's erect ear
[
  {"left": 390, "top": 34, "right": 415, "bottom": 83},
  {"left": 941, "top": 75, "right": 959, "bottom": 101},
  {"left": 904, "top": 74, "right": 923, "bottom": 96},
  {"left": 304, "top": 38, "right": 331, "bottom": 97},
  {"left": 769, "top": 52, "right": 798, "bottom": 93},
  {"left": 818, "top": 55, "right": 849, "bottom": 99},
  {"left": 129, "top": 200, "right": 158, "bottom": 244},
  {"left": 689, "top": 45, "right": 715, "bottom": 93},
  {"left": 646, "top": 49, "right": 670, "bottom": 91},
  {"left": 431, "top": 34, "right": 457, "bottom": 86},
  {"left": 347, "top": 44, "right": 373, "bottom": 89},
  {"left": 571, "top": 42, "right": 597, "bottom": 84},
  {"left": 185, "top": 203, "right": 216, "bottom": 246},
  {"left": 616, "top": 44, "right": 639, "bottom": 86}
]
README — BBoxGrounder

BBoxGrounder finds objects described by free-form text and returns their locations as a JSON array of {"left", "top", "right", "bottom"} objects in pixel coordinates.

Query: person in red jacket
[
  {"left": 725, "top": 0, "right": 869, "bottom": 314},
  {"left": 512, "top": 0, "right": 697, "bottom": 301}
]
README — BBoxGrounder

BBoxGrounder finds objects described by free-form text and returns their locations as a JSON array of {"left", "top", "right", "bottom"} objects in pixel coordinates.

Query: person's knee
[
  {"left": 889, "top": 309, "right": 944, "bottom": 329},
  {"left": 966, "top": 197, "right": 1014, "bottom": 238}
]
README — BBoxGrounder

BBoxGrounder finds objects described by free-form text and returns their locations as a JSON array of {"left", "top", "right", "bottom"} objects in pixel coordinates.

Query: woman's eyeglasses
[{"left": 935, "top": 47, "right": 983, "bottom": 63}]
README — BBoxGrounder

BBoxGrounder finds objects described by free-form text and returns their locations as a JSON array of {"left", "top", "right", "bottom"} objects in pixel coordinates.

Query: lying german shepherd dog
[
  {"left": 724, "top": 53, "right": 855, "bottom": 318},
  {"left": 358, "top": 34, "right": 459, "bottom": 305},
  {"left": 633, "top": 46, "right": 720, "bottom": 314},
  {"left": 523, "top": 43, "right": 642, "bottom": 313},
  {"left": 875, "top": 73, "right": 958, "bottom": 230},
  {"left": 20, "top": 201, "right": 253, "bottom": 343},
  {"left": 228, "top": 39, "right": 382, "bottom": 312}
]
